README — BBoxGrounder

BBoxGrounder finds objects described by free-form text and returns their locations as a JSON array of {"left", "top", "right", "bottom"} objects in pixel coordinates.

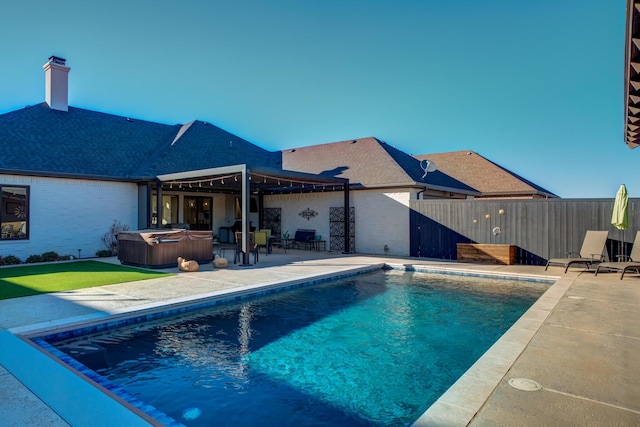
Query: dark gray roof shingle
[
  {"left": 0, "top": 103, "right": 176, "bottom": 179},
  {"left": 140, "top": 120, "right": 280, "bottom": 176},
  {"left": 0, "top": 103, "right": 279, "bottom": 180}
]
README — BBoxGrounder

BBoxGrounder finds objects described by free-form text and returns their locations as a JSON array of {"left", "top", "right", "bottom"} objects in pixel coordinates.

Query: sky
[{"left": 0, "top": 0, "right": 632, "bottom": 198}]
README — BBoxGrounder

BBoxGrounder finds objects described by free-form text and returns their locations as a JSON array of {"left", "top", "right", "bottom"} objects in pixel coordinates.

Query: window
[
  {"left": 1, "top": 186, "right": 29, "bottom": 240},
  {"left": 151, "top": 195, "right": 178, "bottom": 227}
]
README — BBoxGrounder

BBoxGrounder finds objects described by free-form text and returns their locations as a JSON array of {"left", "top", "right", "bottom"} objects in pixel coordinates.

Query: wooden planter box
[{"left": 457, "top": 243, "right": 516, "bottom": 265}]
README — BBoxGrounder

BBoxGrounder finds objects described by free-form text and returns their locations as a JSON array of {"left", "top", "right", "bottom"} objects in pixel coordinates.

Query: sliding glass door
[{"left": 183, "top": 197, "right": 213, "bottom": 230}]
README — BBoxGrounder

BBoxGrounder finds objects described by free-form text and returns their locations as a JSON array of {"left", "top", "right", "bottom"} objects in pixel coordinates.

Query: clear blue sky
[{"left": 0, "top": 0, "right": 631, "bottom": 198}]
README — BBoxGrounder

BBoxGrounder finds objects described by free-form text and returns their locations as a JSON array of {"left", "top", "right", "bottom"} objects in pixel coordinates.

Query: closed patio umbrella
[{"left": 611, "top": 184, "right": 629, "bottom": 257}]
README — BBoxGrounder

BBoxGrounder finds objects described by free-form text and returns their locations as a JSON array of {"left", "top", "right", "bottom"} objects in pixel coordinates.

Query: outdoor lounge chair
[
  {"left": 545, "top": 230, "right": 609, "bottom": 273},
  {"left": 595, "top": 230, "right": 640, "bottom": 279}
]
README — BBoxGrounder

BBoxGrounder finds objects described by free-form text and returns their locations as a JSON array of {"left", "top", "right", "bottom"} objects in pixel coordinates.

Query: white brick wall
[
  {"left": 265, "top": 188, "right": 413, "bottom": 256},
  {"left": 0, "top": 174, "right": 417, "bottom": 261},
  {"left": 0, "top": 175, "right": 138, "bottom": 261},
  {"left": 353, "top": 190, "right": 411, "bottom": 256}
]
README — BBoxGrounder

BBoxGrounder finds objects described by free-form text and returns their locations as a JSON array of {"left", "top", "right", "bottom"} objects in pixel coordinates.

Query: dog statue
[
  {"left": 177, "top": 256, "right": 199, "bottom": 272},
  {"left": 213, "top": 254, "right": 228, "bottom": 268}
]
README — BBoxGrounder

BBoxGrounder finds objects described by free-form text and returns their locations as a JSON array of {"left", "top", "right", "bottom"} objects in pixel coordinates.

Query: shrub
[
  {"left": 102, "top": 220, "right": 130, "bottom": 255},
  {"left": 96, "top": 249, "right": 113, "bottom": 257},
  {"left": 0, "top": 255, "right": 22, "bottom": 265},
  {"left": 25, "top": 254, "right": 43, "bottom": 263},
  {"left": 41, "top": 251, "right": 60, "bottom": 262}
]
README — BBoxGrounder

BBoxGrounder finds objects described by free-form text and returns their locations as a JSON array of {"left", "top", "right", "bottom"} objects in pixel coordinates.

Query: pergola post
[
  {"left": 240, "top": 166, "right": 251, "bottom": 265},
  {"left": 343, "top": 180, "right": 351, "bottom": 254}
]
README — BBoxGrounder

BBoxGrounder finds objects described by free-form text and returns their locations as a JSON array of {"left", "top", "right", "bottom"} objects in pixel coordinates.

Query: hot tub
[{"left": 117, "top": 229, "right": 213, "bottom": 268}]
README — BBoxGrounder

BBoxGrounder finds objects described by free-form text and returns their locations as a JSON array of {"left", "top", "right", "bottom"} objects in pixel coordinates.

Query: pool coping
[
  {"left": 6, "top": 260, "right": 562, "bottom": 426},
  {"left": 14, "top": 263, "right": 386, "bottom": 338}
]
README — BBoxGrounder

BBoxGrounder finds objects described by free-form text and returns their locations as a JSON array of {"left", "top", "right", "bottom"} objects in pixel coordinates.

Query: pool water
[{"left": 50, "top": 270, "right": 547, "bottom": 426}]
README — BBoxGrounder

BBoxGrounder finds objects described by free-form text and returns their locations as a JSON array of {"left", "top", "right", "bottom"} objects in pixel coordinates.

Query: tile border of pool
[{"left": 25, "top": 262, "right": 562, "bottom": 427}]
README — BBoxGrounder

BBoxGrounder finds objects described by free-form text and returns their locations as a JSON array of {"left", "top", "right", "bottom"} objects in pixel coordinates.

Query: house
[
  {"left": 278, "top": 138, "right": 479, "bottom": 254},
  {"left": 0, "top": 56, "right": 551, "bottom": 261},
  {"left": 414, "top": 151, "right": 558, "bottom": 199}
]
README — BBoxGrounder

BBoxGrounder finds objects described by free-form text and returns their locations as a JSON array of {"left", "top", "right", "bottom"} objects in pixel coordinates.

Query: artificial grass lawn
[{"left": 0, "top": 260, "right": 173, "bottom": 300}]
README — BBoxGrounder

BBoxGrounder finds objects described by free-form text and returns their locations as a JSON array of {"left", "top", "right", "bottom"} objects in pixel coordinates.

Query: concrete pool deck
[{"left": 0, "top": 250, "right": 639, "bottom": 426}]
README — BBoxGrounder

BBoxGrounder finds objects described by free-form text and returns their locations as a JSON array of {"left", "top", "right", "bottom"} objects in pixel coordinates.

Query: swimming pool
[{"left": 45, "top": 270, "right": 548, "bottom": 426}]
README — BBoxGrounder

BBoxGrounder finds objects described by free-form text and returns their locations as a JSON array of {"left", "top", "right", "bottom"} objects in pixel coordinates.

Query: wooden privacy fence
[{"left": 409, "top": 198, "right": 640, "bottom": 265}]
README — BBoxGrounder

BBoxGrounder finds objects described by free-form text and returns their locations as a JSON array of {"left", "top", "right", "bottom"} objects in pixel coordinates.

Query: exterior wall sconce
[
  {"left": 499, "top": 209, "right": 505, "bottom": 215},
  {"left": 485, "top": 214, "right": 491, "bottom": 219}
]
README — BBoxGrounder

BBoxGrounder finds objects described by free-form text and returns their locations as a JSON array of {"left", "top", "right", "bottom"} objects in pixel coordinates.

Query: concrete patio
[{"left": 1, "top": 250, "right": 639, "bottom": 426}]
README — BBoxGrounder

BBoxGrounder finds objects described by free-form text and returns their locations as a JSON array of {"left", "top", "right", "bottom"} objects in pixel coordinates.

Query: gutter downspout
[{"left": 417, "top": 188, "right": 427, "bottom": 200}]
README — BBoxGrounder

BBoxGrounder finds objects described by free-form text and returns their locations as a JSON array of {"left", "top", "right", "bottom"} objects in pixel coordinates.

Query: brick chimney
[{"left": 43, "top": 56, "right": 70, "bottom": 111}]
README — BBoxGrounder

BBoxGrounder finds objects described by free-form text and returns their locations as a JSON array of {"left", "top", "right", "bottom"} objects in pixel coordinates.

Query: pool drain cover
[{"left": 508, "top": 378, "right": 542, "bottom": 391}]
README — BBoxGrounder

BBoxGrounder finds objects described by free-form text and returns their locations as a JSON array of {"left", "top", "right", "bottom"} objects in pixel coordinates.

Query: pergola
[
  {"left": 625, "top": 0, "right": 640, "bottom": 148},
  {"left": 154, "top": 164, "right": 350, "bottom": 265}
]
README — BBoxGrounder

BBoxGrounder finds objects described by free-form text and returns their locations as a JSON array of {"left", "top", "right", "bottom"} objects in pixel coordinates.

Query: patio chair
[
  {"left": 268, "top": 233, "right": 287, "bottom": 254},
  {"left": 545, "top": 230, "right": 609, "bottom": 273},
  {"left": 234, "top": 232, "right": 258, "bottom": 264},
  {"left": 254, "top": 230, "right": 268, "bottom": 255},
  {"left": 595, "top": 230, "right": 640, "bottom": 279}
]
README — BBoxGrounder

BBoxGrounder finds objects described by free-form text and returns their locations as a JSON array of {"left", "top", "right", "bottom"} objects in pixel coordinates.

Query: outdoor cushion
[{"left": 294, "top": 229, "right": 315, "bottom": 242}]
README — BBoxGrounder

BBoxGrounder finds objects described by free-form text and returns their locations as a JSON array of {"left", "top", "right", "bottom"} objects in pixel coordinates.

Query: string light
[{"left": 161, "top": 173, "right": 343, "bottom": 194}]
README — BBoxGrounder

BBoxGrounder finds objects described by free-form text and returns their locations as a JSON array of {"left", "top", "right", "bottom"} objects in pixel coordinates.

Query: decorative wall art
[{"left": 299, "top": 208, "right": 318, "bottom": 220}]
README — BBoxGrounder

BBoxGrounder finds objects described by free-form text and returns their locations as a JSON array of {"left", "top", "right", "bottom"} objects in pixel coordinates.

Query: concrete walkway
[{"left": 0, "top": 251, "right": 639, "bottom": 426}]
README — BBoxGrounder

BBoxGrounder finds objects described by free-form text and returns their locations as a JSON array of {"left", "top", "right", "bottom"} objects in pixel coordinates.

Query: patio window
[
  {"left": 151, "top": 195, "right": 178, "bottom": 227},
  {"left": 1, "top": 186, "right": 29, "bottom": 240}
]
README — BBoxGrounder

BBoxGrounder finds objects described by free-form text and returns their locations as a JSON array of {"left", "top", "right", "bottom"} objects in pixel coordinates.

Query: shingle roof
[
  {"left": 0, "top": 104, "right": 551, "bottom": 198},
  {"left": 282, "top": 137, "right": 477, "bottom": 193},
  {"left": 0, "top": 103, "right": 176, "bottom": 179},
  {"left": 0, "top": 103, "right": 279, "bottom": 180},
  {"left": 140, "top": 120, "right": 280, "bottom": 177},
  {"left": 415, "top": 150, "right": 558, "bottom": 198}
]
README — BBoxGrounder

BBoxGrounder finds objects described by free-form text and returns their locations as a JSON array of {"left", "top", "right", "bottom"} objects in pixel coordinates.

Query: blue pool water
[{"left": 49, "top": 270, "right": 547, "bottom": 426}]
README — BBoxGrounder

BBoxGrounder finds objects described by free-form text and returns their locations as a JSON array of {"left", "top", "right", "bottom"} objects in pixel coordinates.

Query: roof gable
[
  {"left": 415, "top": 150, "right": 557, "bottom": 197},
  {"left": 139, "top": 120, "right": 281, "bottom": 176},
  {"left": 282, "top": 137, "right": 476, "bottom": 193}
]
